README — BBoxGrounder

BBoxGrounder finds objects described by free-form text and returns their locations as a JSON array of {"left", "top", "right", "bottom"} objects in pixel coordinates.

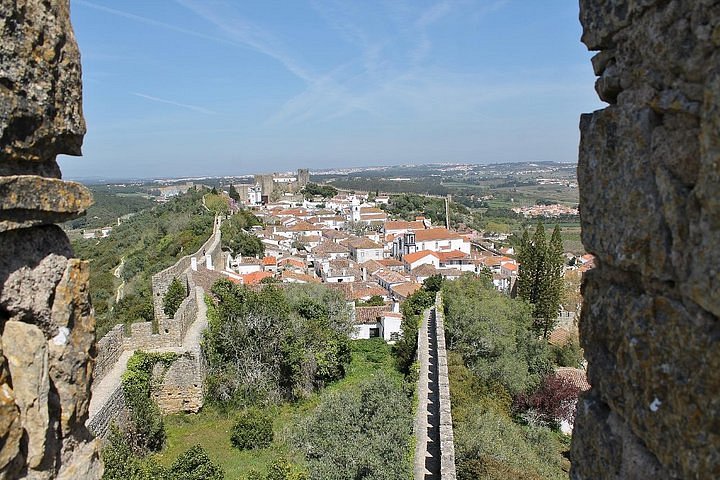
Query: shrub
[
  {"left": 231, "top": 408, "right": 274, "bottom": 450},
  {"left": 169, "top": 444, "right": 224, "bottom": 480},
  {"left": 513, "top": 374, "right": 583, "bottom": 426},
  {"left": 163, "top": 277, "right": 187, "bottom": 318},
  {"left": 550, "top": 337, "right": 584, "bottom": 368}
]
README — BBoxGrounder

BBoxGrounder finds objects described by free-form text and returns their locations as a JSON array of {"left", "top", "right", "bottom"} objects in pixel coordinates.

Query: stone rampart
[
  {"left": 93, "top": 325, "right": 125, "bottom": 384},
  {"left": 151, "top": 219, "right": 221, "bottom": 322},
  {"left": 571, "top": 1, "right": 720, "bottom": 479},
  {"left": 86, "top": 386, "right": 127, "bottom": 440},
  {"left": 434, "top": 292, "right": 456, "bottom": 480},
  {"left": 152, "top": 352, "right": 205, "bottom": 414}
]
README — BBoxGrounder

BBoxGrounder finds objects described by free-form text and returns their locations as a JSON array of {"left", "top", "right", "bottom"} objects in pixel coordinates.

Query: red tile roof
[{"left": 403, "top": 250, "right": 439, "bottom": 264}]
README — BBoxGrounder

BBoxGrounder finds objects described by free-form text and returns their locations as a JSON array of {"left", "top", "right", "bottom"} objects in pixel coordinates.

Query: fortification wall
[
  {"left": 435, "top": 292, "right": 456, "bottom": 480},
  {"left": 151, "top": 352, "right": 205, "bottom": 414},
  {"left": 94, "top": 325, "right": 125, "bottom": 384},
  {"left": 151, "top": 220, "right": 221, "bottom": 322},
  {"left": 571, "top": 2, "right": 720, "bottom": 479},
  {"left": 0, "top": 1, "right": 103, "bottom": 477},
  {"left": 86, "top": 386, "right": 127, "bottom": 440}
]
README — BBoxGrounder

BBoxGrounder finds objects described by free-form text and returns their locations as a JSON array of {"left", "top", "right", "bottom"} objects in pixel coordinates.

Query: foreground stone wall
[
  {"left": 571, "top": 1, "right": 720, "bottom": 479},
  {"left": 0, "top": 1, "right": 102, "bottom": 478}
]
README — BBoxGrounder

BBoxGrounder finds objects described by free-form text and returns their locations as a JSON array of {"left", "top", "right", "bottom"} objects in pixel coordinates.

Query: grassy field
[{"left": 155, "top": 338, "right": 402, "bottom": 478}]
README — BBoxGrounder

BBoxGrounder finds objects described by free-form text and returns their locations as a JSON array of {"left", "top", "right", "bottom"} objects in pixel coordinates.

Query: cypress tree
[{"left": 517, "top": 222, "right": 564, "bottom": 339}]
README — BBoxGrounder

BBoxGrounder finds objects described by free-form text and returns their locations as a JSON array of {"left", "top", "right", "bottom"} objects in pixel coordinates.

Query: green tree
[
  {"left": 225, "top": 231, "right": 264, "bottom": 257},
  {"left": 517, "top": 223, "right": 564, "bottom": 338},
  {"left": 294, "top": 373, "right": 412, "bottom": 480},
  {"left": 205, "top": 193, "right": 229, "bottom": 214},
  {"left": 163, "top": 277, "right": 187, "bottom": 318},
  {"left": 228, "top": 184, "right": 241, "bottom": 202},
  {"left": 301, "top": 183, "right": 338, "bottom": 199}
]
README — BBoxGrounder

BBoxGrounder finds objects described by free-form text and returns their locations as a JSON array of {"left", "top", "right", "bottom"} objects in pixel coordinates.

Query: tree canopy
[
  {"left": 203, "top": 281, "right": 354, "bottom": 407},
  {"left": 301, "top": 183, "right": 337, "bottom": 199},
  {"left": 221, "top": 211, "right": 264, "bottom": 257}
]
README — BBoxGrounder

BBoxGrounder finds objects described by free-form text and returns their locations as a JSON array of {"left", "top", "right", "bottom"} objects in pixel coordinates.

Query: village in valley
[{"left": 157, "top": 168, "right": 593, "bottom": 355}]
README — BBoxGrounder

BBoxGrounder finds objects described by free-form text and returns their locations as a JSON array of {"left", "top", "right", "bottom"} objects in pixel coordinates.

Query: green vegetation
[
  {"left": 72, "top": 188, "right": 214, "bottom": 338},
  {"left": 517, "top": 223, "right": 565, "bottom": 338},
  {"left": 158, "top": 339, "right": 408, "bottom": 478},
  {"left": 221, "top": 210, "right": 264, "bottom": 257},
  {"left": 203, "top": 281, "right": 353, "bottom": 407},
  {"left": 441, "top": 276, "right": 569, "bottom": 479},
  {"left": 65, "top": 185, "right": 155, "bottom": 231},
  {"left": 301, "top": 183, "right": 337, "bottom": 199},
  {"left": 162, "top": 277, "right": 187, "bottom": 318},
  {"left": 102, "top": 430, "right": 224, "bottom": 480},
  {"left": 443, "top": 275, "right": 551, "bottom": 396},
  {"left": 205, "top": 193, "right": 230, "bottom": 215},
  {"left": 293, "top": 372, "right": 413, "bottom": 480},
  {"left": 354, "top": 295, "right": 385, "bottom": 307},
  {"left": 393, "top": 287, "right": 435, "bottom": 374},
  {"left": 231, "top": 408, "right": 274, "bottom": 451},
  {"left": 121, "top": 351, "right": 179, "bottom": 453}
]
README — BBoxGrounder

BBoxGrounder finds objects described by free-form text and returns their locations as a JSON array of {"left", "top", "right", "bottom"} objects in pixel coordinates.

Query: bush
[
  {"left": 121, "top": 351, "right": 178, "bottom": 453},
  {"left": 513, "top": 374, "right": 583, "bottom": 426},
  {"left": 231, "top": 408, "right": 274, "bottom": 450},
  {"left": 169, "top": 444, "right": 224, "bottom": 480},
  {"left": 163, "top": 277, "right": 187, "bottom": 318},
  {"left": 550, "top": 337, "right": 584, "bottom": 368}
]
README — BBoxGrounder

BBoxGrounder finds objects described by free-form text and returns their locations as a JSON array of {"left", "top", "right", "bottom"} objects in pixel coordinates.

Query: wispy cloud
[
  {"left": 175, "top": 0, "right": 317, "bottom": 83},
  {"left": 132, "top": 93, "right": 216, "bottom": 115},
  {"left": 75, "top": 0, "right": 236, "bottom": 47}
]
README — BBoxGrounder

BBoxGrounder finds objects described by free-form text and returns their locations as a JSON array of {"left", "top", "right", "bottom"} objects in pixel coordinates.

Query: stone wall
[
  {"left": 150, "top": 221, "right": 220, "bottom": 322},
  {"left": 151, "top": 352, "right": 204, "bottom": 415},
  {"left": 86, "top": 386, "right": 127, "bottom": 440},
  {"left": 435, "top": 292, "right": 456, "bottom": 480},
  {"left": 571, "top": 1, "right": 720, "bottom": 479},
  {"left": 93, "top": 325, "right": 125, "bottom": 384},
  {"left": 0, "top": 1, "right": 103, "bottom": 478}
]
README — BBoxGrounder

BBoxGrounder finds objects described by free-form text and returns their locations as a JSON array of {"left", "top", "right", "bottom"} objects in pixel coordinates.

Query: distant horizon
[
  {"left": 60, "top": 1, "right": 603, "bottom": 179},
  {"left": 64, "top": 159, "right": 578, "bottom": 184}
]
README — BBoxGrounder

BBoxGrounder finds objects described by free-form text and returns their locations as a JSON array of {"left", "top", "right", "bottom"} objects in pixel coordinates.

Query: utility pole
[{"left": 445, "top": 194, "right": 451, "bottom": 229}]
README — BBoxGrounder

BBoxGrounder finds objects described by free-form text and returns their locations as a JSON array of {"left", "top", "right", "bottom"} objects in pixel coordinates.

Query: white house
[
  {"left": 414, "top": 228, "right": 470, "bottom": 254},
  {"left": 402, "top": 250, "right": 440, "bottom": 272},
  {"left": 347, "top": 237, "right": 384, "bottom": 263}
]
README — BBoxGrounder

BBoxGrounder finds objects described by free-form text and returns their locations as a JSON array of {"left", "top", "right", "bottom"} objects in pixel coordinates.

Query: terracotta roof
[
  {"left": 373, "top": 269, "right": 409, "bottom": 285},
  {"left": 435, "top": 250, "right": 468, "bottom": 261},
  {"left": 414, "top": 228, "right": 462, "bottom": 242},
  {"left": 438, "top": 267, "right": 462, "bottom": 278},
  {"left": 554, "top": 367, "right": 590, "bottom": 392},
  {"left": 241, "top": 271, "right": 273, "bottom": 285},
  {"left": 355, "top": 305, "right": 391, "bottom": 324},
  {"left": 347, "top": 237, "right": 383, "bottom": 249},
  {"left": 549, "top": 327, "right": 577, "bottom": 346},
  {"left": 290, "top": 221, "right": 319, "bottom": 231},
  {"left": 262, "top": 256, "right": 277, "bottom": 266},
  {"left": 377, "top": 258, "right": 403, "bottom": 267},
  {"left": 281, "top": 270, "right": 320, "bottom": 284},
  {"left": 279, "top": 258, "right": 306, "bottom": 269},
  {"left": 384, "top": 220, "right": 425, "bottom": 231},
  {"left": 412, "top": 263, "right": 438, "bottom": 277},
  {"left": 361, "top": 259, "right": 385, "bottom": 274},
  {"left": 313, "top": 241, "right": 349, "bottom": 254},
  {"left": 391, "top": 282, "right": 422, "bottom": 298},
  {"left": 403, "top": 250, "right": 439, "bottom": 264}
]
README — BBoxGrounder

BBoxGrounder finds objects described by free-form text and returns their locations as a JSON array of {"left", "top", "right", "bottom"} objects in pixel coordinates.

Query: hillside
[{"left": 72, "top": 188, "right": 214, "bottom": 337}]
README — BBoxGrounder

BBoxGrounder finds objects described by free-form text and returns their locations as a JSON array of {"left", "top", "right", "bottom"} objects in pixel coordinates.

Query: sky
[{"left": 59, "top": 0, "right": 605, "bottom": 180}]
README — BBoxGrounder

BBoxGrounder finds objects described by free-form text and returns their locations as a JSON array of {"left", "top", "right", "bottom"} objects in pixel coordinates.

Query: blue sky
[{"left": 59, "top": 0, "right": 604, "bottom": 180}]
